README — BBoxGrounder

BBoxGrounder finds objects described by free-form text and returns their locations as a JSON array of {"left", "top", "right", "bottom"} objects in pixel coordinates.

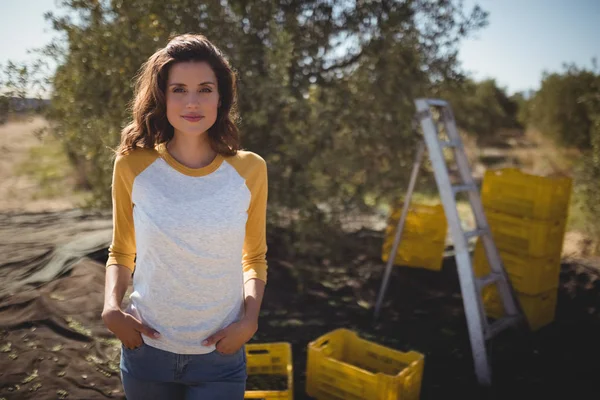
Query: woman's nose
[{"left": 186, "top": 92, "right": 202, "bottom": 106}]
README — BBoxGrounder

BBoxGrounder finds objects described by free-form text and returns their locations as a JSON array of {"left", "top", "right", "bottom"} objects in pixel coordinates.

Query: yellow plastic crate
[
  {"left": 245, "top": 342, "right": 293, "bottom": 400},
  {"left": 485, "top": 209, "right": 567, "bottom": 258},
  {"left": 473, "top": 240, "right": 561, "bottom": 295},
  {"left": 482, "top": 285, "right": 557, "bottom": 331},
  {"left": 481, "top": 168, "right": 572, "bottom": 220},
  {"left": 385, "top": 203, "right": 448, "bottom": 243},
  {"left": 306, "top": 329, "right": 424, "bottom": 400},
  {"left": 382, "top": 237, "right": 445, "bottom": 271}
]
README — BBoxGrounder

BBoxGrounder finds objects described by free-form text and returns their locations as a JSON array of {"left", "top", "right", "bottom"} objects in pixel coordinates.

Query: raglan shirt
[{"left": 106, "top": 142, "right": 267, "bottom": 355}]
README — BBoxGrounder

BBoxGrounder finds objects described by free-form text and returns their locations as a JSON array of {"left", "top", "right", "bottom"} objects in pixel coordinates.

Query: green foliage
[
  {"left": 0, "top": 62, "right": 28, "bottom": 123},
  {"left": 30, "top": 0, "right": 486, "bottom": 251},
  {"left": 0, "top": 60, "right": 50, "bottom": 122},
  {"left": 527, "top": 64, "right": 597, "bottom": 149},
  {"left": 435, "top": 78, "right": 520, "bottom": 139},
  {"left": 573, "top": 73, "right": 600, "bottom": 251},
  {"left": 509, "top": 91, "right": 534, "bottom": 127},
  {"left": 0, "top": 96, "right": 8, "bottom": 124},
  {"left": 0, "top": 61, "right": 30, "bottom": 100}
]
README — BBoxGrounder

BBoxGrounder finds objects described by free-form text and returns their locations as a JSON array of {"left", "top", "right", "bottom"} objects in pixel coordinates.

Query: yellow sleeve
[
  {"left": 106, "top": 154, "right": 137, "bottom": 272},
  {"left": 241, "top": 156, "right": 268, "bottom": 284}
]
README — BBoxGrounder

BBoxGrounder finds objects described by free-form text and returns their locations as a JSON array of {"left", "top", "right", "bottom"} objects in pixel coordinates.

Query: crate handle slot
[
  {"left": 248, "top": 349, "right": 270, "bottom": 355},
  {"left": 318, "top": 339, "right": 329, "bottom": 347}
]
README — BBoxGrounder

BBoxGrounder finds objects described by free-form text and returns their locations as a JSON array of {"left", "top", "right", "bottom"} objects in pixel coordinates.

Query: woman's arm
[
  {"left": 242, "top": 277, "right": 266, "bottom": 330},
  {"left": 102, "top": 264, "right": 131, "bottom": 312}
]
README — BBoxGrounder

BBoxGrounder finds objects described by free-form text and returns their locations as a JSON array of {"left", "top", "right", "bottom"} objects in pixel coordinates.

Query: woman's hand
[
  {"left": 101, "top": 307, "right": 161, "bottom": 349},
  {"left": 202, "top": 317, "right": 258, "bottom": 354}
]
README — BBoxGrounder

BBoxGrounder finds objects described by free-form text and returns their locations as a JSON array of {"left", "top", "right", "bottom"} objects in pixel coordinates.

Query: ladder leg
[
  {"left": 373, "top": 141, "right": 426, "bottom": 322},
  {"left": 455, "top": 249, "right": 492, "bottom": 386}
]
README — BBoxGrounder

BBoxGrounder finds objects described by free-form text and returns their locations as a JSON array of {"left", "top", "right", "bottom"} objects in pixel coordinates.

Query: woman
[{"left": 101, "top": 33, "right": 268, "bottom": 400}]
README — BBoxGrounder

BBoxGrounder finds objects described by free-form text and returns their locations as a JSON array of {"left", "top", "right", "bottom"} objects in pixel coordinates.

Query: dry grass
[
  {"left": 516, "top": 129, "right": 581, "bottom": 176},
  {"left": 0, "top": 116, "right": 85, "bottom": 212}
]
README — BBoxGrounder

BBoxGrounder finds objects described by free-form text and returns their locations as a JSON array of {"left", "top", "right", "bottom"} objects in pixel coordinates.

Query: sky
[
  {"left": 0, "top": 0, "right": 599, "bottom": 95},
  {"left": 459, "top": 0, "right": 599, "bottom": 93}
]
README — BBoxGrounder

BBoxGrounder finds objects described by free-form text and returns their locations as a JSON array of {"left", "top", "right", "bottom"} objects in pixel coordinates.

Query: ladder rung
[
  {"left": 464, "top": 228, "right": 488, "bottom": 240},
  {"left": 476, "top": 273, "right": 499, "bottom": 290},
  {"left": 452, "top": 183, "right": 477, "bottom": 195},
  {"left": 485, "top": 315, "right": 522, "bottom": 340},
  {"left": 439, "top": 139, "right": 461, "bottom": 148}
]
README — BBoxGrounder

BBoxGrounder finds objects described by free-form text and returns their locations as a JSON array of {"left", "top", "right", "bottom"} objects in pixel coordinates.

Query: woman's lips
[{"left": 182, "top": 116, "right": 204, "bottom": 122}]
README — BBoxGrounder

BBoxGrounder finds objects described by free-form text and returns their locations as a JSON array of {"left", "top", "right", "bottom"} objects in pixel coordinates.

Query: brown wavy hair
[{"left": 116, "top": 34, "right": 240, "bottom": 156}]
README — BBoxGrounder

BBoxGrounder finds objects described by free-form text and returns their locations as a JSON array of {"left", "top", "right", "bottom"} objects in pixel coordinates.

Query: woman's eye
[{"left": 172, "top": 87, "right": 212, "bottom": 93}]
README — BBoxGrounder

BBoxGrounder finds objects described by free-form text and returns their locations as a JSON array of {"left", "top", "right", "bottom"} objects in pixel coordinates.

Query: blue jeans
[{"left": 120, "top": 342, "right": 247, "bottom": 400}]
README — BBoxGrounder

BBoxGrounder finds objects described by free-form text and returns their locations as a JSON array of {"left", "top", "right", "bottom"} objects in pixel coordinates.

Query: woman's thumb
[{"left": 129, "top": 315, "right": 161, "bottom": 338}]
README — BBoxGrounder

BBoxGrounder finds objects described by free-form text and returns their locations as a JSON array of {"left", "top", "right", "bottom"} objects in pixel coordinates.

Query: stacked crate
[
  {"left": 381, "top": 203, "right": 448, "bottom": 271},
  {"left": 474, "top": 168, "right": 572, "bottom": 330}
]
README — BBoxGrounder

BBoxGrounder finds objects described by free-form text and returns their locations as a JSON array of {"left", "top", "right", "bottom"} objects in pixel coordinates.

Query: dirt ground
[{"left": 1, "top": 211, "right": 600, "bottom": 399}]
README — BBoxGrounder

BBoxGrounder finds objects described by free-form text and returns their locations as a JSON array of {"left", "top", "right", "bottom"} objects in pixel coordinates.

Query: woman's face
[{"left": 166, "top": 61, "right": 220, "bottom": 139}]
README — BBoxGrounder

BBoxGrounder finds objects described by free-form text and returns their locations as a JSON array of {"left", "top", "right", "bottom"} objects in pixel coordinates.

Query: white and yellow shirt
[{"left": 106, "top": 142, "right": 268, "bottom": 354}]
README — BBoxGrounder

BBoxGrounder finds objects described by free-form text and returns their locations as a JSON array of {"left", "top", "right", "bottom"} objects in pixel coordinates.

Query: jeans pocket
[
  {"left": 215, "top": 349, "right": 237, "bottom": 357},
  {"left": 123, "top": 342, "right": 145, "bottom": 354},
  {"left": 215, "top": 345, "right": 244, "bottom": 358}
]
